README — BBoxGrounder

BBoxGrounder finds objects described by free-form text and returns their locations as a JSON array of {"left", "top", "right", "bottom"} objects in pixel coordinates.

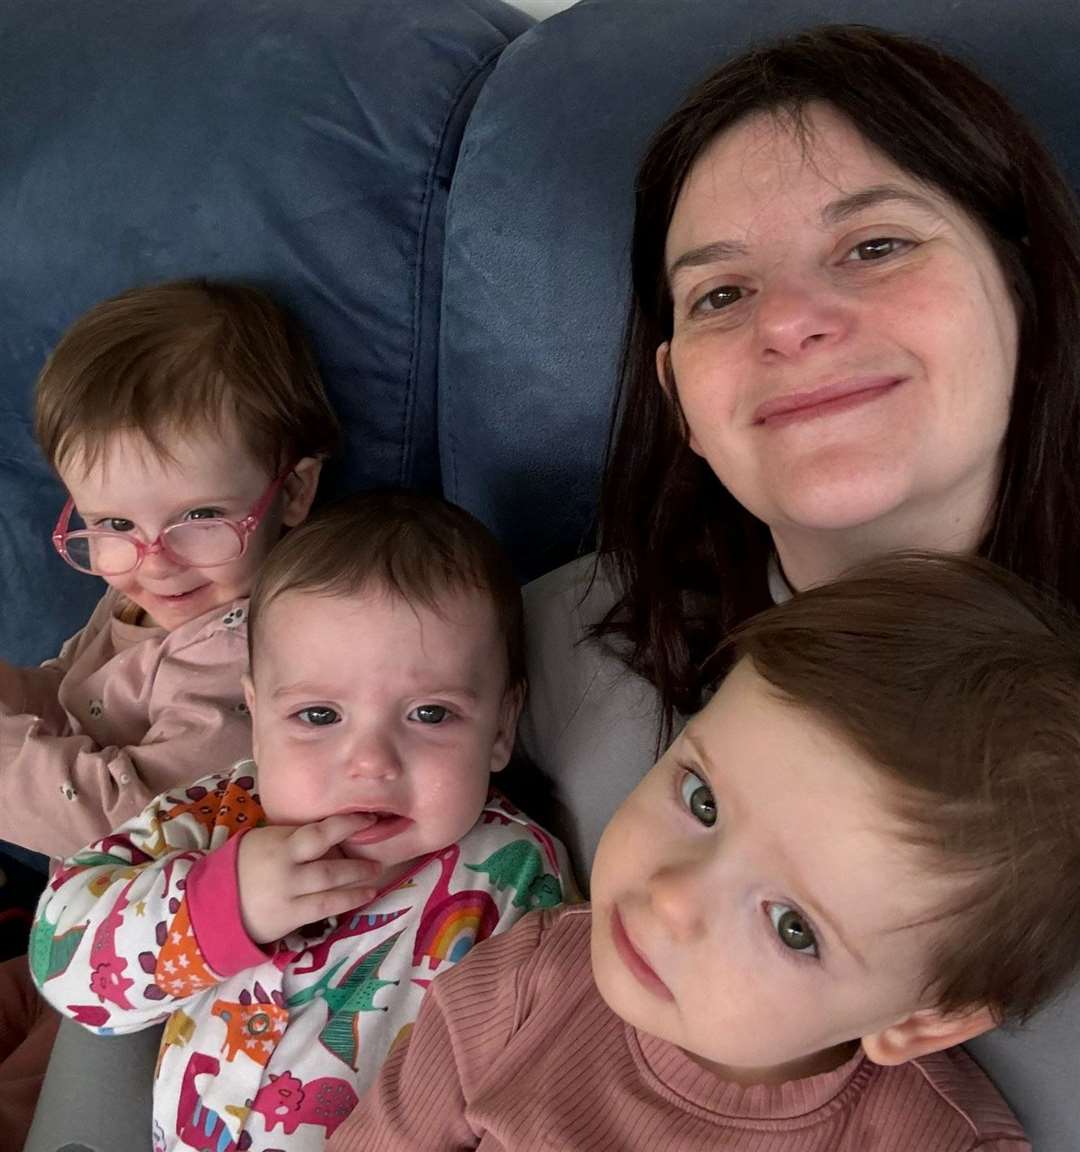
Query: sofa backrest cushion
[{"left": 0, "top": 0, "right": 531, "bottom": 664}]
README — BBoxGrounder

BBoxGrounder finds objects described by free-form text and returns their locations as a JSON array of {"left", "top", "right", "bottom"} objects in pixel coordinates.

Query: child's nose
[
  {"left": 139, "top": 543, "right": 183, "bottom": 578},
  {"left": 646, "top": 861, "right": 708, "bottom": 941},
  {"left": 345, "top": 730, "right": 402, "bottom": 781}
]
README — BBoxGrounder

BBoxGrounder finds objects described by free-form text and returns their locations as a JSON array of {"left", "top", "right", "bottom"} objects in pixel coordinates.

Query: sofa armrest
[{"left": 24, "top": 1020, "right": 160, "bottom": 1152}]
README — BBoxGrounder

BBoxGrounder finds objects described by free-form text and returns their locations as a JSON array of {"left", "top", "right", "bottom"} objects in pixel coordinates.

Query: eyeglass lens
[{"left": 63, "top": 520, "right": 244, "bottom": 575}]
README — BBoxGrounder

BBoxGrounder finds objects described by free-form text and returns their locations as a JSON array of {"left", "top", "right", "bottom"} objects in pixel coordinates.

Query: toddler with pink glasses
[
  {"left": 1, "top": 277, "right": 336, "bottom": 863},
  {"left": 0, "top": 278, "right": 336, "bottom": 1143}
]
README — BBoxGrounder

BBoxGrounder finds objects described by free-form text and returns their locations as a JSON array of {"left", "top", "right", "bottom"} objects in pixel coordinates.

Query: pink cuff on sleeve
[{"left": 186, "top": 829, "right": 271, "bottom": 977}]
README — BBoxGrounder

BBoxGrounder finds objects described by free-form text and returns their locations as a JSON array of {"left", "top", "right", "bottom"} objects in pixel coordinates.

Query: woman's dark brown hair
[
  {"left": 597, "top": 25, "right": 1080, "bottom": 738},
  {"left": 731, "top": 552, "right": 1080, "bottom": 1021}
]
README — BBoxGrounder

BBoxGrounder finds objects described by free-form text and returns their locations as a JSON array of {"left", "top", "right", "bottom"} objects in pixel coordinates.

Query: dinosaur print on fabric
[
  {"left": 289, "top": 932, "right": 401, "bottom": 1068},
  {"left": 466, "top": 839, "right": 565, "bottom": 911},
  {"left": 34, "top": 764, "right": 570, "bottom": 1152}
]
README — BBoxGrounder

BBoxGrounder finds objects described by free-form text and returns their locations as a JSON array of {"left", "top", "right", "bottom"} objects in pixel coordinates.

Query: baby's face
[
  {"left": 590, "top": 659, "right": 956, "bottom": 1082},
  {"left": 246, "top": 585, "right": 519, "bottom": 887},
  {"left": 58, "top": 422, "right": 301, "bottom": 631}
]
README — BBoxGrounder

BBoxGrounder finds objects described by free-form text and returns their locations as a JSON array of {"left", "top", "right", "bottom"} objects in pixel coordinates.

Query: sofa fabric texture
[{"left": 0, "top": 0, "right": 530, "bottom": 665}]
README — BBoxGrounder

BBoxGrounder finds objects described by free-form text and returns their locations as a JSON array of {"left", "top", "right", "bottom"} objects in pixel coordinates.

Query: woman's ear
[
  {"left": 489, "top": 683, "right": 525, "bottom": 775},
  {"left": 861, "top": 1003, "right": 997, "bottom": 1067},
  {"left": 655, "top": 342, "right": 701, "bottom": 455},
  {"left": 281, "top": 457, "right": 323, "bottom": 527}
]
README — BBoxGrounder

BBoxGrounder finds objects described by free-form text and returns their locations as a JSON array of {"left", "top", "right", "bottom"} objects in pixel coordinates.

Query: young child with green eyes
[
  {"left": 330, "top": 554, "right": 1080, "bottom": 1152},
  {"left": 32, "top": 490, "right": 571, "bottom": 1152}
]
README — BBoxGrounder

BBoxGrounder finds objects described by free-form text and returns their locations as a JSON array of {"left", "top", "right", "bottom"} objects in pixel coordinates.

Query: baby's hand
[{"left": 236, "top": 814, "right": 383, "bottom": 944}]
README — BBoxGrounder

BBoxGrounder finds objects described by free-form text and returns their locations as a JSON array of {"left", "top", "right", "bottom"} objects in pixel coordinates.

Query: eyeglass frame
[{"left": 51, "top": 463, "right": 296, "bottom": 577}]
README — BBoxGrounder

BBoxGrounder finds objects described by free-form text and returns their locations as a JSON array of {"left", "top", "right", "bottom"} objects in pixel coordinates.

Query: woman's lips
[
  {"left": 344, "top": 814, "right": 413, "bottom": 846},
  {"left": 753, "top": 377, "right": 903, "bottom": 428},
  {"left": 611, "top": 907, "right": 674, "bottom": 1000}
]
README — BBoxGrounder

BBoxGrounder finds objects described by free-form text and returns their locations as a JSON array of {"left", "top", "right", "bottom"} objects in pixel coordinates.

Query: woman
[{"left": 519, "top": 24, "right": 1080, "bottom": 878}]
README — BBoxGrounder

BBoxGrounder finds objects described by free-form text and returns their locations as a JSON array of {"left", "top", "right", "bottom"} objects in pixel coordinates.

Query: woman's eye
[
  {"left": 691, "top": 285, "right": 744, "bottom": 315},
  {"left": 185, "top": 507, "right": 224, "bottom": 521},
  {"left": 768, "top": 903, "right": 819, "bottom": 957},
  {"left": 678, "top": 770, "right": 717, "bottom": 827},
  {"left": 99, "top": 518, "right": 136, "bottom": 533},
  {"left": 409, "top": 704, "right": 449, "bottom": 725},
  {"left": 296, "top": 706, "right": 340, "bottom": 727},
  {"left": 844, "top": 237, "right": 911, "bottom": 262}
]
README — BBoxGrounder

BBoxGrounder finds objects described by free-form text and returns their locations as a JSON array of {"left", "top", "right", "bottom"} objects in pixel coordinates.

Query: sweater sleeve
[
  {"left": 0, "top": 625, "right": 252, "bottom": 858},
  {"left": 329, "top": 911, "right": 552, "bottom": 1152},
  {"left": 0, "top": 661, "right": 67, "bottom": 726},
  {"left": 30, "top": 766, "right": 266, "bottom": 1034}
]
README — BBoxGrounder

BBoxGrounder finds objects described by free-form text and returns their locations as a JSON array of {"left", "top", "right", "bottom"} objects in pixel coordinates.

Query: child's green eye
[
  {"left": 409, "top": 704, "right": 448, "bottom": 725},
  {"left": 679, "top": 769, "right": 717, "bottom": 827},
  {"left": 297, "top": 706, "right": 340, "bottom": 727},
  {"left": 768, "top": 904, "right": 819, "bottom": 956}
]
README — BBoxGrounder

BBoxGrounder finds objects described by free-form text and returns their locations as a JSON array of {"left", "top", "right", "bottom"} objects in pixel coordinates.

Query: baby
[
  {"left": 32, "top": 490, "right": 571, "bottom": 1152},
  {"left": 1, "top": 276, "right": 337, "bottom": 860},
  {"left": 331, "top": 554, "right": 1080, "bottom": 1151}
]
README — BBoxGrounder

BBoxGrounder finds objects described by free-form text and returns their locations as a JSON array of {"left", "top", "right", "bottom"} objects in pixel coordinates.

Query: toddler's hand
[
  {"left": 0, "top": 659, "right": 23, "bottom": 713},
  {"left": 236, "top": 814, "right": 383, "bottom": 944}
]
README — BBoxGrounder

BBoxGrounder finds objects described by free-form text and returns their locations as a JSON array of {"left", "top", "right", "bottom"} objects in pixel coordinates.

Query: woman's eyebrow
[
  {"left": 667, "top": 184, "right": 944, "bottom": 282},
  {"left": 667, "top": 238, "right": 750, "bottom": 281},
  {"left": 821, "top": 183, "right": 945, "bottom": 226}
]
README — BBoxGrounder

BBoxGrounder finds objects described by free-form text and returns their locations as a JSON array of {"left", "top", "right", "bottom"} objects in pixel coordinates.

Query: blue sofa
[{"left": 3, "top": 1, "right": 1077, "bottom": 1149}]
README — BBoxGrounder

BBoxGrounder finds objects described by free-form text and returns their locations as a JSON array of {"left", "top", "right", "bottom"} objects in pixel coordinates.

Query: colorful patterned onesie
[{"left": 31, "top": 760, "right": 570, "bottom": 1152}]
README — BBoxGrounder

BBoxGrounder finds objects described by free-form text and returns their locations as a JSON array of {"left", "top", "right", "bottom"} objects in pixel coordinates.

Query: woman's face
[{"left": 659, "top": 102, "right": 1018, "bottom": 555}]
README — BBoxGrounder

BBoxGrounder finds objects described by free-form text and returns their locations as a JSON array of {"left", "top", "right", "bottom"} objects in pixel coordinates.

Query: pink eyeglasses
[{"left": 52, "top": 466, "right": 294, "bottom": 577}]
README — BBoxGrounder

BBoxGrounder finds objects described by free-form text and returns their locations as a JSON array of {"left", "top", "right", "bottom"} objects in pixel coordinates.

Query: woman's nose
[{"left": 754, "top": 277, "right": 851, "bottom": 361}]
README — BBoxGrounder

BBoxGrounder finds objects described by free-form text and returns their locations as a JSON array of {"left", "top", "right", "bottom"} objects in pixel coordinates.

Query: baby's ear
[
  {"left": 489, "top": 683, "right": 525, "bottom": 775},
  {"left": 242, "top": 673, "right": 259, "bottom": 759},
  {"left": 281, "top": 457, "right": 323, "bottom": 527},
  {"left": 861, "top": 1003, "right": 997, "bottom": 1066}
]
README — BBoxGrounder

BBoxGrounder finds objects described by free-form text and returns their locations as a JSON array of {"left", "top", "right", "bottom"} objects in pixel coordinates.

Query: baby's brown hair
[
  {"left": 35, "top": 277, "right": 340, "bottom": 476},
  {"left": 730, "top": 553, "right": 1080, "bottom": 1023},
  {"left": 248, "top": 489, "right": 525, "bottom": 693}
]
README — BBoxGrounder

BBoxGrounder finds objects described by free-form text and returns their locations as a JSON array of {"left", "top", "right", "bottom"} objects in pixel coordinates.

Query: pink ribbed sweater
[{"left": 330, "top": 906, "right": 1028, "bottom": 1152}]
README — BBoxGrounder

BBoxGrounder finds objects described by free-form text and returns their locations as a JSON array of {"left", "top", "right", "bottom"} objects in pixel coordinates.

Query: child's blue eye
[
  {"left": 679, "top": 769, "right": 717, "bottom": 827},
  {"left": 409, "top": 704, "right": 448, "bottom": 725},
  {"left": 768, "top": 903, "right": 819, "bottom": 956},
  {"left": 297, "top": 706, "right": 340, "bottom": 727}
]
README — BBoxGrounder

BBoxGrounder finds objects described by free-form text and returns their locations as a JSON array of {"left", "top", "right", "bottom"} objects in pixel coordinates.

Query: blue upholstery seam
[{"left": 404, "top": 38, "right": 507, "bottom": 489}]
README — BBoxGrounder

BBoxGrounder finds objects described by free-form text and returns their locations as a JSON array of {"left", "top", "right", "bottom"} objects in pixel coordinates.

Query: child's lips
[
  {"left": 153, "top": 584, "right": 210, "bottom": 602},
  {"left": 343, "top": 812, "right": 413, "bottom": 846},
  {"left": 611, "top": 907, "right": 674, "bottom": 1000}
]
